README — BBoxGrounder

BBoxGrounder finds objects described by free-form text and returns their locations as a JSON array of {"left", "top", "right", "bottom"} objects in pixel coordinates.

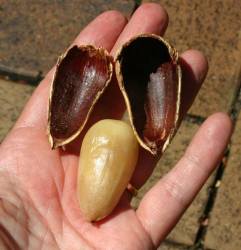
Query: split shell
[
  {"left": 115, "top": 34, "right": 182, "bottom": 155},
  {"left": 47, "top": 45, "right": 113, "bottom": 148},
  {"left": 48, "top": 34, "right": 182, "bottom": 156}
]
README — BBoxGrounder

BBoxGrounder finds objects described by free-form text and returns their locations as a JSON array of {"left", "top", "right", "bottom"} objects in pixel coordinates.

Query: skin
[{"left": 0, "top": 3, "right": 232, "bottom": 250}]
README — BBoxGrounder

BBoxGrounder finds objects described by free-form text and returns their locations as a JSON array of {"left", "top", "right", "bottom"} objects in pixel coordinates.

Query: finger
[
  {"left": 179, "top": 49, "right": 208, "bottom": 118},
  {"left": 111, "top": 3, "right": 168, "bottom": 56},
  {"left": 131, "top": 49, "right": 209, "bottom": 188},
  {"left": 136, "top": 113, "right": 232, "bottom": 247},
  {"left": 14, "top": 10, "right": 127, "bottom": 130}
]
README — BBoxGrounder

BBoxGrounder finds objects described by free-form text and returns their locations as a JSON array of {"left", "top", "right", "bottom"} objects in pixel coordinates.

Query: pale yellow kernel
[{"left": 77, "top": 119, "right": 139, "bottom": 221}]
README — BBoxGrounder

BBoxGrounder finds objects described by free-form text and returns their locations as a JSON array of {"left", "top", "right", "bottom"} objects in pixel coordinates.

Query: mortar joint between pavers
[
  {"left": 193, "top": 148, "right": 230, "bottom": 249},
  {"left": 184, "top": 114, "right": 206, "bottom": 125},
  {"left": 229, "top": 68, "right": 241, "bottom": 121},
  {"left": 0, "top": 64, "right": 43, "bottom": 86},
  {"left": 161, "top": 239, "right": 193, "bottom": 249}
]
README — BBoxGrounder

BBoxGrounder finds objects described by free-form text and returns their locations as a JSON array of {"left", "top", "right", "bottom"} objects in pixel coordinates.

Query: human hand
[{"left": 0, "top": 3, "right": 232, "bottom": 249}]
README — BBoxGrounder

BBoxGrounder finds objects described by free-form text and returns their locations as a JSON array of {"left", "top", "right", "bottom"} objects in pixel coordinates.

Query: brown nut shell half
[
  {"left": 48, "top": 45, "right": 113, "bottom": 148},
  {"left": 115, "top": 34, "right": 181, "bottom": 155}
]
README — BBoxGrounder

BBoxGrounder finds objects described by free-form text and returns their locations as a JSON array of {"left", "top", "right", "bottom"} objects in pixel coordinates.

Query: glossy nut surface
[{"left": 77, "top": 119, "right": 139, "bottom": 221}]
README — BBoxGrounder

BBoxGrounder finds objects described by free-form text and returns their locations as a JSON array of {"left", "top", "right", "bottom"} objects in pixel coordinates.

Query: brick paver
[{"left": 0, "top": 0, "right": 134, "bottom": 75}]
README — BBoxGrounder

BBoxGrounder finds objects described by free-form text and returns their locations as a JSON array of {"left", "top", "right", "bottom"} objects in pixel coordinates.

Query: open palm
[{"left": 0, "top": 4, "right": 232, "bottom": 250}]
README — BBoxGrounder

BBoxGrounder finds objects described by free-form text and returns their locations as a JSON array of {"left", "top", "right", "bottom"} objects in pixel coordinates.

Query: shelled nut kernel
[{"left": 77, "top": 119, "right": 139, "bottom": 221}]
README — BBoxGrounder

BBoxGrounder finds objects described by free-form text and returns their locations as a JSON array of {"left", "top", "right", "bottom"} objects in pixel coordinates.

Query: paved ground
[{"left": 0, "top": 1, "right": 240, "bottom": 249}]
